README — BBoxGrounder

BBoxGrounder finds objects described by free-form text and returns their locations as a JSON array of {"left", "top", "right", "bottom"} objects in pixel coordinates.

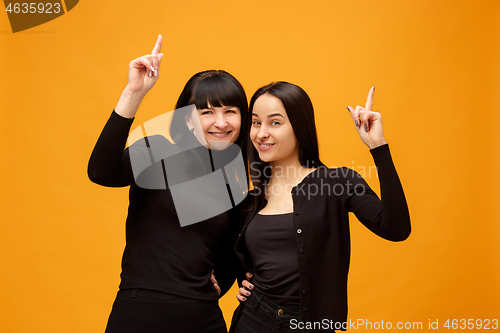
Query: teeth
[
  {"left": 259, "top": 143, "right": 274, "bottom": 147},
  {"left": 211, "top": 132, "right": 230, "bottom": 136}
]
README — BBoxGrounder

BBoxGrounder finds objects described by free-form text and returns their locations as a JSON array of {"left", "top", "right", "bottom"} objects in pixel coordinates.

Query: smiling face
[
  {"left": 250, "top": 93, "right": 299, "bottom": 165},
  {"left": 186, "top": 104, "right": 241, "bottom": 150}
]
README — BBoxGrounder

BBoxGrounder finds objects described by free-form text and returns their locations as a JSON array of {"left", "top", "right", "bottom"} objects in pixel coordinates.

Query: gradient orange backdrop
[{"left": 1, "top": 0, "right": 499, "bottom": 332}]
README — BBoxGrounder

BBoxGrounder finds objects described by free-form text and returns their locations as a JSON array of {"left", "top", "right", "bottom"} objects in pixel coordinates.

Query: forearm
[
  {"left": 114, "top": 87, "right": 147, "bottom": 119},
  {"left": 371, "top": 144, "right": 411, "bottom": 241},
  {"left": 213, "top": 231, "right": 242, "bottom": 297}
]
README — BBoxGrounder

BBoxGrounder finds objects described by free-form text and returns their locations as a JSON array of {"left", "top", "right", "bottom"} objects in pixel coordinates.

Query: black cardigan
[{"left": 234, "top": 144, "right": 411, "bottom": 329}]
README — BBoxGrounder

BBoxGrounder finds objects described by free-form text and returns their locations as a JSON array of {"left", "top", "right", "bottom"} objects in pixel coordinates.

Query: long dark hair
[{"left": 248, "top": 81, "right": 322, "bottom": 208}]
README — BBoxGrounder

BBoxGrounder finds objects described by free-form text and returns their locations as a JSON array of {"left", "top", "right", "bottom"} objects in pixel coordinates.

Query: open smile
[
  {"left": 256, "top": 142, "right": 275, "bottom": 151},
  {"left": 209, "top": 131, "right": 232, "bottom": 138}
]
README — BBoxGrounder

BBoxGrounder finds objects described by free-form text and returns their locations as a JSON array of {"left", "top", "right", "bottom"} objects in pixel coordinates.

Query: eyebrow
[{"left": 252, "top": 113, "right": 284, "bottom": 118}]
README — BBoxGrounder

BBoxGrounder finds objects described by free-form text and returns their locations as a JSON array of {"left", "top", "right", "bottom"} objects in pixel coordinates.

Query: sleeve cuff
[
  {"left": 370, "top": 143, "right": 392, "bottom": 164},
  {"left": 112, "top": 109, "right": 135, "bottom": 123}
]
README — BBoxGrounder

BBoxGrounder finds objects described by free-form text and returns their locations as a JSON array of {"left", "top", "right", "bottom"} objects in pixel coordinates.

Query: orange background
[{"left": 1, "top": 0, "right": 499, "bottom": 332}]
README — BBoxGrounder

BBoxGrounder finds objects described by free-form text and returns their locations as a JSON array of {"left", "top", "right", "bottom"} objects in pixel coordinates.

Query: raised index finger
[
  {"left": 365, "top": 86, "right": 375, "bottom": 110},
  {"left": 151, "top": 34, "right": 163, "bottom": 56}
]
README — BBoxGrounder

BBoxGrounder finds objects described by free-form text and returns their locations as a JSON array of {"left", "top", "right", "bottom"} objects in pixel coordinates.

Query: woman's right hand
[
  {"left": 115, "top": 34, "right": 163, "bottom": 119},
  {"left": 125, "top": 34, "right": 164, "bottom": 96},
  {"left": 236, "top": 272, "right": 254, "bottom": 302}
]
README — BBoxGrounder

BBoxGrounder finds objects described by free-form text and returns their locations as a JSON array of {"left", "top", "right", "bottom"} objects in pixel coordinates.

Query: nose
[
  {"left": 214, "top": 113, "right": 228, "bottom": 128},
  {"left": 256, "top": 125, "right": 269, "bottom": 140}
]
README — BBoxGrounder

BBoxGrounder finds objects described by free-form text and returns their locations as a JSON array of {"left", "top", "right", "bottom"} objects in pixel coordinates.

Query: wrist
[
  {"left": 115, "top": 88, "right": 146, "bottom": 119},
  {"left": 122, "top": 85, "right": 147, "bottom": 100},
  {"left": 368, "top": 138, "right": 387, "bottom": 150}
]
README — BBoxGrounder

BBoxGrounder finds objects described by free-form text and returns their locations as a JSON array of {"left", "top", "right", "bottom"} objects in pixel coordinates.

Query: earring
[{"left": 189, "top": 127, "right": 194, "bottom": 132}]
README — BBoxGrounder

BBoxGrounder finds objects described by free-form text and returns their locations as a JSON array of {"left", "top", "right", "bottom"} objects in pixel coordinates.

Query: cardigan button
[
  {"left": 297, "top": 228, "right": 302, "bottom": 234},
  {"left": 278, "top": 308, "right": 285, "bottom": 316},
  {"left": 298, "top": 248, "right": 304, "bottom": 254},
  {"left": 302, "top": 306, "right": 308, "bottom": 311},
  {"left": 301, "top": 289, "right": 307, "bottom": 294},
  {"left": 300, "top": 269, "right": 306, "bottom": 274},
  {"left": 295, "top": 211, "right": 300, "bottom": 215}
]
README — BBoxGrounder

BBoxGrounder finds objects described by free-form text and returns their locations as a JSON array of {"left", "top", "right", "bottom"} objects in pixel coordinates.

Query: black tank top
[{"left": 245, "top": 213, "right": 300, "bottom": 307}]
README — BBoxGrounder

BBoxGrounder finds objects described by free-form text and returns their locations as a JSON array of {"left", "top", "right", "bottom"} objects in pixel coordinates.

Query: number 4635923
[
  {"left": 5, "top": 3, "right": 62, "bottom": 14},
  {"left": 444, "top": 319, "right": 498, "bottom": 330}
]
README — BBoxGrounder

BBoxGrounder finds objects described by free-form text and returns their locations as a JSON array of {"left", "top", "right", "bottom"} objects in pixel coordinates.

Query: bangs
[{"left": 193, "top": 74, "right": 245, "bottom": 110}]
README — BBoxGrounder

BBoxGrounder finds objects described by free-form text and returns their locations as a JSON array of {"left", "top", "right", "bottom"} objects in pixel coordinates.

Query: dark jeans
[
  {"left": 105, "top": 289, "right": 227, "bottom": 333},
  {"left": 230, "top": 289, "right": 303, "bottom": 333}
]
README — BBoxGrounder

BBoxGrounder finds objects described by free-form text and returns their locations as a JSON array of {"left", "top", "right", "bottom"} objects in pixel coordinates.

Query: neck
[{"left": 268, "top": 155, "right": 313, "bottom": 187}]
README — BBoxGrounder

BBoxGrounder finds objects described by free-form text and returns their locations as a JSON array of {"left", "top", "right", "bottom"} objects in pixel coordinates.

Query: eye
[
  {"left": 252, "top": 120, "right": 261, "bottom": 126},
  {"left": 200, "top": 110, "right": 213, "bottom": 115},
  {"left": 271, "top": 120, "right": 281, "bottom": 125},
  {"left": 225, "top": 109, "right": 238, "bottom": 114}
]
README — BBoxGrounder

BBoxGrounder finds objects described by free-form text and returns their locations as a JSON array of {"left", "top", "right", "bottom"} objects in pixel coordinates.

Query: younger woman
[{"left": 230, "top": 82, "right": 411, "bottom": 332}]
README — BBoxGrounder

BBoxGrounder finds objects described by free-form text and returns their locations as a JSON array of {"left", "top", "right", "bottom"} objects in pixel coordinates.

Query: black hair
[{"left": 248, "top": 81, "right": 322, "bottom": 209}]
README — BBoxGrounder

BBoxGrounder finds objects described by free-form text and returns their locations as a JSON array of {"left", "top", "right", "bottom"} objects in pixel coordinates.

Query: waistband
[
  {"left": 117, "top": 288, "right": 204, "bottom": 303},
  {"left": 246, "top": 289, "right": 300, "bottom": 321}
]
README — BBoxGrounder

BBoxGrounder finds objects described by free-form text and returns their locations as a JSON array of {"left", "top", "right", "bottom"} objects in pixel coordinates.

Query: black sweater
[
  {"left": 234, "top": 144, "right": 411, "bottom": 328},
  {"left": 88, "top": 110, "right": 244, "bottom": 300}
]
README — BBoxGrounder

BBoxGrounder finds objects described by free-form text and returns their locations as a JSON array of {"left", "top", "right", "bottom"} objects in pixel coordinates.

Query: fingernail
[
  {"left": 154, "top": 70, "right": 158, "bottom": 77},
  {"left": 372, "top": 86, "right": 375, "bottom": 91},
  {"left": 150, "top": 66, "right": 154, "bottom": 71},
  {"left": 149, "top": 71, "right": 152, "bottom": 78},
  {"left": 364, "top": 123, "right": 368, "bottom": 131},
  {"left": 241, "top": 297, "right": 247, "bottom": 301},
  {"left": 249, "top": 284, "right": 254, "bottom": 290},
  {"left": 346, "top": 106, "right": 350, "bottom": 112},
  {"left": 248, "top": 273, "right": 253, "bottom": 278},
  {"left": 355, "top": 120, "right": 359, "bottom": 127},
  {"left": 246, "top": 292, "right": 250, "bottom": 296}
]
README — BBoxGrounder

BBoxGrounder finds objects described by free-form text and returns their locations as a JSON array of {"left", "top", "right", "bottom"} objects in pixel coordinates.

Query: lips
[
  {"left": 209, "top": 131, "right": 232, "bottom": 138},
  {"left": 256, "top": 142, "right": 275, "bottom": 151}
]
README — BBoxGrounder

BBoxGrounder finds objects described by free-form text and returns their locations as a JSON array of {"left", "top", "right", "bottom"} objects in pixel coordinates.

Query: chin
[
  {"left": 209, "top": 141, "right": 232, "bottom": 151},
  {"left": 257, "top": 153, "right": 272, "bottom": 163}
]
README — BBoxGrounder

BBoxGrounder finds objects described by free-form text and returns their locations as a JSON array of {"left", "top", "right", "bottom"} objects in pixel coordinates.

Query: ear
[{"left": 185, "top": 114, "right": 194, "bottom": 132}]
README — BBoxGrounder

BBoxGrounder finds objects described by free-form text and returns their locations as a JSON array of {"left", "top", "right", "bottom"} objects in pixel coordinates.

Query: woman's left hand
[
  {"left": 347, "top": 87, "right": 387, "bottom": 149},
  {"left": 236, "top": 272, "right": 254, "bottom": 302}
]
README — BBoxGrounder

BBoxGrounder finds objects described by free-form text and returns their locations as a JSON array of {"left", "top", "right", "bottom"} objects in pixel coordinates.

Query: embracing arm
[
  {"left": 212, "top": 202, "right": 252, "bottom": 298},
  {"left": 212, "top": 229, "right": 247, "bottom": 297}
]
